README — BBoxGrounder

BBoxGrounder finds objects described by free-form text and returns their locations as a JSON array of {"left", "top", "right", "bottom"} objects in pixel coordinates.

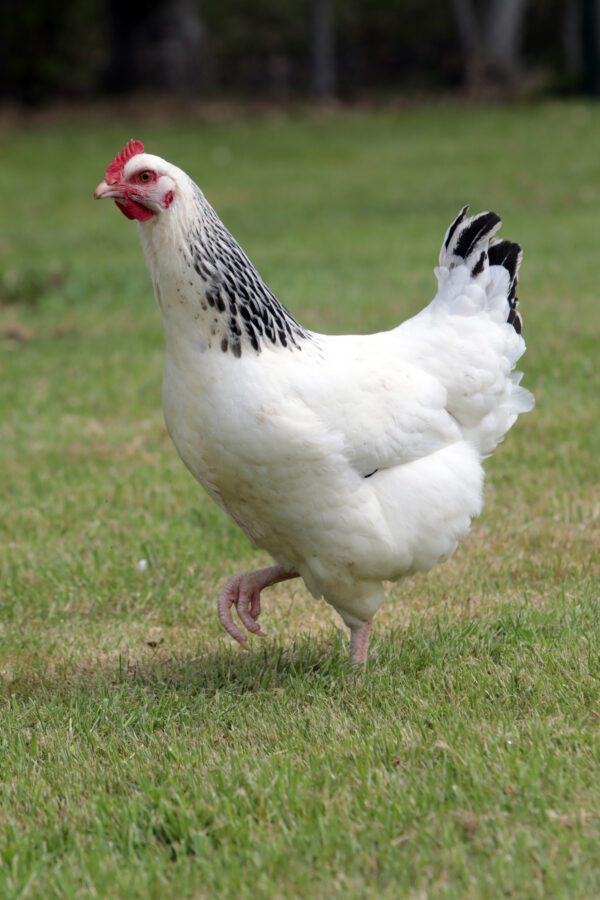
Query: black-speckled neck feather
[{"left": 182, "top": 185, "right": 310, "bottom": 358}]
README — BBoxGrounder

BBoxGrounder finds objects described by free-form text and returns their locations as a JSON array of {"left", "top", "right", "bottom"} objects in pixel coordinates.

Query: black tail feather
[
  {"left": 488, "top": 240, "right": 521, "bottom": 284},
  {"left": 454, "top": 211, "right": 501, "bottom": 260},
  {"left": 443, "top": 205, "right": 469, "bottom": 251},
  {"left": 489, "top": 239, "right": 523, "bottom": 334},
  {"left": 441, "top": 207, "right": 524, "bottom": 336}
]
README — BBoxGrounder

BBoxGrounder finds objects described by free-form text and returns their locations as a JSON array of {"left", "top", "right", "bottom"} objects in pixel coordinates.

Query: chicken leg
[
  {"left": 349, "top": 620, "right": 372, "bottom": 669},
  {"left": 217, "top": 565, "right": 298, "bottom": 647},
  {"left": 218, "top": 566, "right": 373, "bottom": 667}
]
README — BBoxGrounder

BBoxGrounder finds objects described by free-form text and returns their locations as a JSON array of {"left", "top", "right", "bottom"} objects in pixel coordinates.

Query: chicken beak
[{"left": 94, "top": 180, "right": 119, "bottom": 200}]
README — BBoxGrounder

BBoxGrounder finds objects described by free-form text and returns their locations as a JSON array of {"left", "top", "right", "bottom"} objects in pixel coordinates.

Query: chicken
[{"left": 95, "top": 139, "right": 534, "bottom": 667}]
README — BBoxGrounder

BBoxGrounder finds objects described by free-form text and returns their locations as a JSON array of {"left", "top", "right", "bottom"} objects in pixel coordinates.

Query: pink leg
[
  {"left": 349, "top": 620, "right": 372, "bottom": 669},
  {"left": 217, "top": 565, "right": 297, "bottom": 649}
]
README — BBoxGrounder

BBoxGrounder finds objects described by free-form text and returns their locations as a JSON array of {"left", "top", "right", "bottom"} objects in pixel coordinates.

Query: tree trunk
[
  {"left": 484, "top": 0, "right": 528, "bottom": 80},
  {"left": 581, "top": 0, "right": 600, "bottom": 95},
  {"left": 312, "top": 0, "right": 336, "bottom": 98},
  {"left": 564, "top": 0, "right": 600, "bottom": 96},
  {"left": 104, "top": 0, "right": 210, "bottom": 96},
  {"left": 449, "top": 0, "right": 484, "bottom": 86},
  {"left": 449, "top": 0, "right": 530, "bottom": 90}
]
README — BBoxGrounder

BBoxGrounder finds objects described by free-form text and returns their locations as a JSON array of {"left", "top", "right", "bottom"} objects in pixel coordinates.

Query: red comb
[{"left": 105, "top": 139, "right": 145, "bottom": 184}]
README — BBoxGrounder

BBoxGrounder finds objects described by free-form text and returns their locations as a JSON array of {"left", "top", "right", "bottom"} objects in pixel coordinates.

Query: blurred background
[{"left": 0, "top": 0, "right": 599, "bottom": 107}]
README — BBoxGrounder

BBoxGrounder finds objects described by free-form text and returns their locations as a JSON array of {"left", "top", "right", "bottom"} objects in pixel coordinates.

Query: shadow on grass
[
  {"left": 0, "top": 629, "right": 362, "bottom": 702},
  {"left": 3, "top": 585, "right": 599, "bottom": 706},
  {"left": 121, "top": 630, "right": 356, "bottom": 694}
]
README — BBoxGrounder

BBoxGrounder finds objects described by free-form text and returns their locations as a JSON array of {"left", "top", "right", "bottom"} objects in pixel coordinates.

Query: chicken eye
[{"left": 137, "top": 171, "right": 153, "bottom": 183}]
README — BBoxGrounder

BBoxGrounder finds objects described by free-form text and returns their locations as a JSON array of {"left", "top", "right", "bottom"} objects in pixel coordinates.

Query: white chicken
[{"left": 95, "top": 139, "right": 534, "bottom": 667}]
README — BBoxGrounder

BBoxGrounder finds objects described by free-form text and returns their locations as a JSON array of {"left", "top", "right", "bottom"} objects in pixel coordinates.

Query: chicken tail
[
  {"left": 410, "top": 206, "right": 535, "bottom": 455},
  {"left": 439, "top": 206, "right": 523, "bottom": 334}
]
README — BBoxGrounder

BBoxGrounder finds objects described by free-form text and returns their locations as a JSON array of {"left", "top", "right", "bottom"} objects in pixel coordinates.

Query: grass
[{"left": 1, "top": 99, "right": 599, "bottom": 898}]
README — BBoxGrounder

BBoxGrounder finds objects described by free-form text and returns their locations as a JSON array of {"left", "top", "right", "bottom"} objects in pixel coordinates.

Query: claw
[
  {"left": 216, "top": 565, "right": 298, "bottom": 647},
  {"left": 217, "top": 573, "right": 265, "bottom": 645}
]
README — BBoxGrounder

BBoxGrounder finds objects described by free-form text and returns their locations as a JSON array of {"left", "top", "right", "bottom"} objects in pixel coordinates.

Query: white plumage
[{"left": 95, "top": 141, "right": 534, "bottom": 666}]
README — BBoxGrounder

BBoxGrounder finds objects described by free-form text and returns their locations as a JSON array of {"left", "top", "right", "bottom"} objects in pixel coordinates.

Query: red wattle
[{"left": 115, "top": 198, "right": 154, "bottom": 222}]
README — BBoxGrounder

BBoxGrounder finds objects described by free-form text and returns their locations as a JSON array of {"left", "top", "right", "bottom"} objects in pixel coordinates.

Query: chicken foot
[{"left": 217, "top": 565, "right": 298, "bottom": 648}]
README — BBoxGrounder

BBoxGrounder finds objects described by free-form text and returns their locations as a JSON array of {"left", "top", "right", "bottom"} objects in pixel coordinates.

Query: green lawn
[{"left": 1, "top": 101, "right": 599, "bottom": 899}]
